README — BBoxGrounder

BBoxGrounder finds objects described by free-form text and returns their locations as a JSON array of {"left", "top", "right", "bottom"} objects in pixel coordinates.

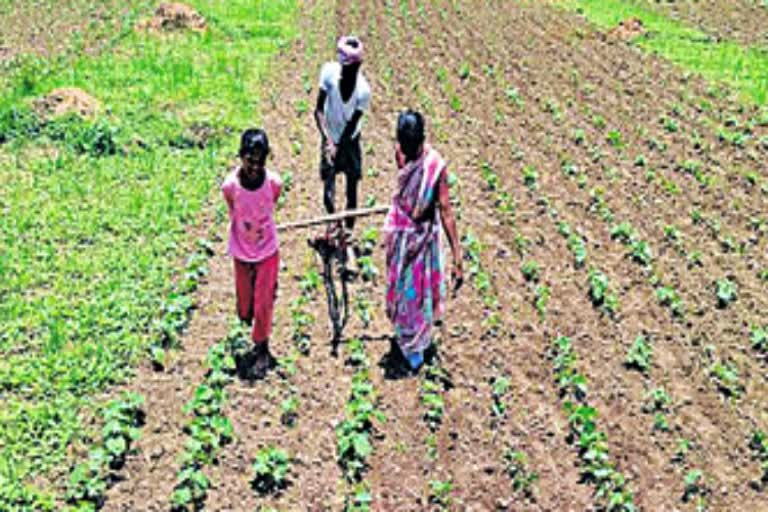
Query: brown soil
[
  {"left": 136, "top": 3, "right": 207, "bottom": 33},
  {"left": 94, "top": 0, "right": 768, "bottom": 511},
  {"left": 33, "top": 87, "right": 100, "bottom": 118},
  {"left": 606, "top": 17, "right": 646, "bottom": 42},
  {"left": 631, "top": 0, "right": 768, "bottom": 47},
  {"left": 0, "top": 0, "right": 146, "bottom": 63}
]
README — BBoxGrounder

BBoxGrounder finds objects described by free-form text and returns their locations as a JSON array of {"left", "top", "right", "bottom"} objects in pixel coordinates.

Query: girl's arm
[
  {"left": 270, "top": 173, "right": 283, "bottom": 203},
  {"left": 222, "top": 180, "right": 234, "bottom": 213},
  {"left": 437, "top": 168, "right": 463, "bottom": 291}
]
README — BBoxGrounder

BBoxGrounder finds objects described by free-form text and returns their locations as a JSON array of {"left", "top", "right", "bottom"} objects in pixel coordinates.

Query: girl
[
  {"left": 222, "top": 129, "right": 282, "bottom": 379},
  {"left": 384, "top": 110, "right": 463, "bottom": 372}
]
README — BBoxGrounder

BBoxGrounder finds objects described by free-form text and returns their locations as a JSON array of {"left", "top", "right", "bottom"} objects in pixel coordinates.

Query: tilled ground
[
  {"left": 627, "top": 0, "right": 768, "bottom": 48},
  {"left": 0, "top": 0, "right": 151, "bottom": 63},
  {"left": 98, "top": 0, "right": 768, "bottom": 511}
]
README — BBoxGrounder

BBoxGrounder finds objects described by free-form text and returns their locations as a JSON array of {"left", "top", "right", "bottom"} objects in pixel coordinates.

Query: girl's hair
[
  {"left": 396, "top": 110, "right": 425, "bottom": 161},
  {"left": 239, "top": 128, "right": 270, "bottom": 163}
]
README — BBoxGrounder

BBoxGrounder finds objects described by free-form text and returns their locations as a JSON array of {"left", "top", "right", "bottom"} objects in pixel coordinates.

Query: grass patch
[
  {"left": 0, "top": 0, "right": 299, "bottom": 505},
  {"left": 562, "top": 0, "right": 768, "bottom": 105}
]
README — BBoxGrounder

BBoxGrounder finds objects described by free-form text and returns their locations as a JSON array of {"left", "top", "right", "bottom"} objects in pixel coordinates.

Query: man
[{"left": 314, "top": 35, "right": 371, "bottom": 230}]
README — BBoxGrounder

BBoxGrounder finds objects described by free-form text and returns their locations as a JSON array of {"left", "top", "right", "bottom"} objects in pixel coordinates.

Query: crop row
[
  {"left": 461, "top": 232, "right": 503, "bottom": 337},
  {"left": 170, "top": 330, "right": 237, "bottom": 511},
  {"left": 550, "top": 336, "right": 636, "bottom": 511},
  {"left": 559, "top": 170, "right": 761, "bottom": 400},
  {"left": 336, "top": 336, "right": 384, "bottom": 512},
  {"left": 150, "top": 239, "right": 215, "bottom": 369},
  {"left": 64, "top": 392, "right": 145, "bottom": 511},
  {"left": 289, "top": 268, "right": 321, "bottom": 355}
]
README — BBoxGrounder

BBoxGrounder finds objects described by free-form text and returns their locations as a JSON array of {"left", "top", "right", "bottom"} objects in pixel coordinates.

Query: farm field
[
  {"left": 1, "top": 0, "right": 767, "bottom": 511},
  {"left": 617, "top": 0, "right": 768, "bottom": 48}
]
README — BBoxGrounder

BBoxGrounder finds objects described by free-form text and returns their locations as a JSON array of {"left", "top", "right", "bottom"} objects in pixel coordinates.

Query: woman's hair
[
  {"left": 396, "top": 110, "right": 425, "bottom": 161},
  {"left": 239, "top": 128, "right": 270, "bottom": 163}
]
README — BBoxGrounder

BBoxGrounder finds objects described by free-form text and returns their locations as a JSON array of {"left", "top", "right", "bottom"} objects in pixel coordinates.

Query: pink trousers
[{"left": 234, "top": 251, "right": 279, "bottom": 343}]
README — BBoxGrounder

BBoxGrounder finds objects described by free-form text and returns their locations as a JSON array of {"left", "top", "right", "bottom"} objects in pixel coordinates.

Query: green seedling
[
  {"left": 625, "top": 336, "right": 652, "bottom": 373},
  {"left": 428, "top": 479, "right": 453, "bottom": 508},
  {"left": 505, "top": 449, "right": 538, "bottom": 499},
  {"left": 252, "top": 447, "right": 290, "bottom": 495},
  {"left": 520, "top": 261, "right": 540, "bottom": 282},
  {"left": 491, "top": 375, "right": 511, "bottom": 419},
  {"left": 715, "top": 278, "right": 738, "bottom": 308},
  {"left": 752, "top": 326, "right": 768, "bottom": 352}
]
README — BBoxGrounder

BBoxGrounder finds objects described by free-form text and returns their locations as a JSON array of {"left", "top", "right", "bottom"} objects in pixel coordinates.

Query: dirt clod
[
  {"left": 607, "top": 17, "right": 646, "bottom": 42},
  {"left": 33, "top": 87, "right": 100, "bottom": 119},
  {"left": 136, "top": 3, "right": 207, "bottom": 33}
]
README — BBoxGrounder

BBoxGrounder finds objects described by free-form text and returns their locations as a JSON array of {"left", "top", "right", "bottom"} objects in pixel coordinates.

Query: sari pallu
[{"left": 384, "top": 146, "right": 447, "bottom": 358}]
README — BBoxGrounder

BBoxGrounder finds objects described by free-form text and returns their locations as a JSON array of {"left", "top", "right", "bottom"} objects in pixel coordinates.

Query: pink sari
[{"left": 384, "top": 146, "right": 447, "bottom": 357}]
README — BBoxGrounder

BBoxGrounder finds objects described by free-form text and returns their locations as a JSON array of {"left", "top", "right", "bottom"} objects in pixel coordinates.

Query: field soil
[
  {"left": 82, "top": 0, "right": 768, "bottom": 510},
  {"left": 628, "top": 0, "right": 768, "bottom": 47},
  {"left": 0, "top": 0, "right": 151, "bottom": 62}
]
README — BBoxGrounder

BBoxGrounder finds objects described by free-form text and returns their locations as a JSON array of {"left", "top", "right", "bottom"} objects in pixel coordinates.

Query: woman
[{"left": 384, "top": 110, "right": 463, "bottom": 371}]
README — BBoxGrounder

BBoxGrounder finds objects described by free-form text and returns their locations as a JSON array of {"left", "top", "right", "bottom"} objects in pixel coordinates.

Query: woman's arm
[{"left": 437, "top": 168, "right": 463, "bottom": 290}]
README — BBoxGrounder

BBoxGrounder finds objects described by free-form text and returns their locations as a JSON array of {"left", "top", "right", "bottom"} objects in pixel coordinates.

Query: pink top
[{"left": 221, "top": 169, "right": 282, "bottom": 262}]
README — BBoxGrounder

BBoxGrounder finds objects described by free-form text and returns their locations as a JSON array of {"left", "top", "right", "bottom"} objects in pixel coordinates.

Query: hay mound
[
  {"left": 137, "top": 3, "right": 207, "bottom": 32},
  {"left": 607, "top": 18, "right": 646, "bottom": 41},
  {"left": 34, "top": 88, "right": 100, "bottom": 118}
]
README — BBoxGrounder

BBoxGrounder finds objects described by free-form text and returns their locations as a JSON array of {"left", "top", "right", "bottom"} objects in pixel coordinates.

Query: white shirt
[{"left": 318, "top": 62, "right": 371, "bottom": 143}]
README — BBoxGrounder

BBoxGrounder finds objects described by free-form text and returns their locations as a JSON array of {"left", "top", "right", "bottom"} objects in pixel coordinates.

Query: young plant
[
  {"left": 534, "top": 285, "right": 550, "bottom": 319},
  {"left": 252, "top": 447, "right": 291, "bottom": 495},
  {"left": 588, "top": 268, "right": 618, "bottom": 316},
  {"left": 491, "top": 375, "right": 511, "bottom": 420},
  {"left": 504, "top": 449, "right": 538, "bottom": 500},
  {"left": 522, "top": 165, "right": 538, "bottom": 191},
  {"left": 715, "top": 278, "right": 738, "bottom": 308},
  {"left": 748, "top": 430, "right": 768, "bottom": 487},
  {"left": 752, "top": 326, "right": 768, "bottom": 352},
  {"left": 280, "top": 396, "right": 299, "bottom": 427},
  {"left": 629, "top": 239, "right": 653, "bottom": 266},
  {"left": 625, "top": 336, "right": 652, "bottom": 374},
  {"left": 428, "top": 479, "right": 453, "bottom": 508},
  {"left": 656, "top": 286, "right": 684, "bottom": 317},
  {"left": 682, "top": 469, "right": 706, "bottom": 503},
  {"left": 643, "top": 387, "right": 672, "bottom": 432},
  {"left": 520, "top": 260, "right": 540, "bottom": 282},
  {"left": 710, "top": 360, "right": 743, "bottom": 398},
  {"left": 344, "top": 482, "right": 373, "bottom": 512}
]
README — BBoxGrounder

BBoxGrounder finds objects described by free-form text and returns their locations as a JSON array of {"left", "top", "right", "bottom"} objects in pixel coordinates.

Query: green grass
[
  {"left": 0, "top": 0, "right": 299, "bottom": 506},
  {"left": 564, "top": 0, "right": 768, "bottom": 105}
]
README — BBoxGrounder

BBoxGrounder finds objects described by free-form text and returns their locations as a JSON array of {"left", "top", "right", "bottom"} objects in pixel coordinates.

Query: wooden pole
[{"left": 276, "top": 205, "right": 390, "bottom": 231}]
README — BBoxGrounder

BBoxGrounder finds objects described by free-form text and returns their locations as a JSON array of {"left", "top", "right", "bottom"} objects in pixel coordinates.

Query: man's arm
[
  {"left": 339, "top": 110, "right": 364, "bottom": 143},
  {"left": 314, "top": 89, "right": 331, "bottom": 140},
  {"left": 314, "top": 89, "right": 338, "bottom": 162}
]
